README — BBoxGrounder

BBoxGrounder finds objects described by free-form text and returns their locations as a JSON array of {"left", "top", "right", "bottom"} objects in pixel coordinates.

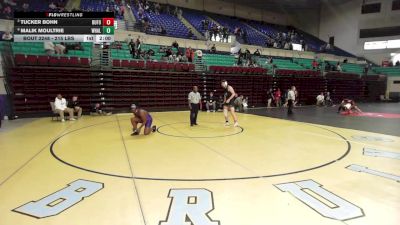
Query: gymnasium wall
[
  {"left": 287, "top": 8, "right": 321, "bottom": 37},
  {"left": 319, "top": 0, "right": 400, "bottom": 64}
]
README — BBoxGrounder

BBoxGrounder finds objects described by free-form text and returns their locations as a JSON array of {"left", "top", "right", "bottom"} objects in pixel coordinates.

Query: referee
[{"left": 188, "top": 86, "right": 202, "bottom": 126}]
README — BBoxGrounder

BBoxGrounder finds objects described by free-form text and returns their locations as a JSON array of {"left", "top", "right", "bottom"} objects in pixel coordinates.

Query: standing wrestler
[{"left": 221, "top": 80, "right": 239, "bottom": 127}]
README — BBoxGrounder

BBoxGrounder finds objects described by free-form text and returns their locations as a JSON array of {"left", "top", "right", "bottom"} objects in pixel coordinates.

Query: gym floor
[{"left": 0, "top": 104, "right": 399, "bottom": 225}]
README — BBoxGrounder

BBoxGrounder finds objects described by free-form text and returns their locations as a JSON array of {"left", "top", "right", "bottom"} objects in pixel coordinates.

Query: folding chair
[{"left": 50, "top": 102, "right": 60, "bottom": 121}]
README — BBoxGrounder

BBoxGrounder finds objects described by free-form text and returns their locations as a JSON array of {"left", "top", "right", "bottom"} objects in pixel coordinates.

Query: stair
[
  {"left": 116, "top": 19, "right": 127, "bottom": 30},
  {"left": 178, "top": 15, "right": 204, "bottom": 40},
  {"left": 91, "top": 44, "right": 111, "bottom": 68},
  {"left": 194, "top": 57, "right": 206, "bottom": 72},
  {"left": 90, "top": 71, "right": 114, "bottom": 112},
  {"left": 100, "top": 47, "right": 111, "bottom": 67},
  {"left": 124, "top": 3, "right": 137, "bottom": 31}
]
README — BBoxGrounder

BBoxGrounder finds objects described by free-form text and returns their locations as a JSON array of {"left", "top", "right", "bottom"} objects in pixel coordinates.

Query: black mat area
[{"left": 245, "top": 103, "right": 400, "bottom": 136}]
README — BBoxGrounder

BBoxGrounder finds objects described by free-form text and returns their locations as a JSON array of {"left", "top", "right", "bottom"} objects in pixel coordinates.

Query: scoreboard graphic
[{"left": 13, "top": 12, "right": 115, "bottom": 43}]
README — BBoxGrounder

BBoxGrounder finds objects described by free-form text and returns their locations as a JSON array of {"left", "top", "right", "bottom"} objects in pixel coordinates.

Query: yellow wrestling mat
[{"left": 0, "top": 111, "right": 399, "bottom": 225}]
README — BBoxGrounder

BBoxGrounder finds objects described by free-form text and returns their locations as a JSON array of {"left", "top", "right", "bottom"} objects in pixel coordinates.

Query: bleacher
[
  {"left": 341, "top": 63, "right": 364, "bottom": 75},
  {"left": 11, "top": 42, "right": 92, "bottom": 58},
  {"left": 208, "top": 14, "right": 265, "bottom": 46},
  {"left": 80, "top": 0, "right": 124, "bottom": 20},
  {"left": 293, "top": 58, "right": 314, "bottom": 70},
  {"left": 182, "top": 9, "right": 216, "bottom": 36},
  {"left": 0, "top": 0, "right": 67, "bottom": 19},
  {"left": 203, "top": 54, "right": 236, "bottom": 67},
  {"left": 273, "top": 59, "right": 305, "bottom": 70},
  {"left": 372, "top": 67, "right": 400, "bottom": 76},
  {"left": 131, "top": 3, "right": 195, "bottom": 39}
]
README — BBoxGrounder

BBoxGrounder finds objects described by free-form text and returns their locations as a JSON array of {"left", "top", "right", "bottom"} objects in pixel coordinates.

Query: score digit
[
  {"left": 102, "top": 26, "right": 114, "bottom": 34},
  {"left": 102, "top": 18, "right": 114, "bottom": 26}
]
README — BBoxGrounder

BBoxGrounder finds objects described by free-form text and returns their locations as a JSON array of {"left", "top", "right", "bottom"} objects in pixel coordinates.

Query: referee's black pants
[
  {"left": 288, "top": 99, "right": 294, "bottom": 114},
  {"left": 190, "top": 103, "right": 199, "bottom": 125}
]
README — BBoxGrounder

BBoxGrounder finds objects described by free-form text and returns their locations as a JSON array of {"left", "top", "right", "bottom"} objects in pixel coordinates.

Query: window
[
  {"left": 360, "top": 26, "right": 400, "bottom": 38},
  {"left": 364, "top": 39, "right": 400, "bottom": 50},
  {"left": 361, "top": 3, "right": 381, "bottom": 14},
  {"left": 393, "top": 0, "right": 400, "bottom": 10}
]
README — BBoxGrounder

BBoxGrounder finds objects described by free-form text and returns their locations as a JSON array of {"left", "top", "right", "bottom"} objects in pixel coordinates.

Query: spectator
[
  {"left": 312, "top": 59, "right": 318, "bottom": 70},
  {"left": 363, "top": 64, "right": 369, "bottom": 75},
  {"left": 301, "top": 40, "right": 306, "bottom": 51},
  {"left": 201, "top": 19, "right": 206, "bottom": 30},
  {"left": 187, "top": 29, "right": 193, "bottom": 39},
  {"left": 210, "top": 44, "right": 216, "bottom": 53},
  {"left": 178, "top": 8, "right": 183, "bottom": 18},
  {"left": 154, "top": 2, "right": 160, "bottom": 14},
  {"left": 22, "top": 2, "right": 29, "bottom": 12},
  {"left": 90, "top": 103, "right": 112, "bottom": 116},
  {"left": 325, "top": 61, "right": 331, "bottom": 71},
  {"left": 172, "top": 40, "right": 179, "bottom": 49},
  {"left": 161, "top": 26, "right": 166, "bottom": 35},
  {"left": 54, "top": 94, "right": 75, "bottom": 122},
  {"left": 44, "top": 42, "right": 55, "bottom": 55},
  {"left": 242, "top": 97, "right": 249, "bottom": 110},
  {"left": 284, "top": 42, "right": 289, "bottom": 50},
  {"left": 205, "top": 30, "right": 210, "bottom": 41},
  {"left": 159, "top": 46, "right": 166, "bottom": 53},
  {"left": 396, "top": 60, "right": 400, "bottom": 67},
  {"left": 254, "top": 49, "right": 261, "bottom": 56},
  {"left": 129, "top": 39, "right": 136, "bottom": 57},
  {"left": 55, "top": 42, "right": 66, "bottom": 54},
  {"left": 206, "top": 92, "right": 216, "bottom": 112},
  {"left": 287, "top": 86, "right": 296, "bottom": 114},
  {"left": 267, "top": 56, "right": 273, "bottom": 64},
  {"left": 212, "top": 25, "right": 219, "bottom": 41},
  {"left": 242, "top": 30, "right": 248, "bottom": 43},
  {"left": 2, "top": 31, "right": 12, "bottom": 41},
  {"left": 49, "top": 2, "right": 57, "bottom": 10},
  {"left": 337, "top": 62, "right": 342, "bottom": 72},
  {"left": 234, "top": 95, "right": 244, "bottom": 112},
  {"left": 316, "top": 92, "right": 325, "bottom": 106},
  {"left": 3, "top": 5, "right": 12, "bottom": 19},
  {"left": 136, "top": 36, "right": 142, "bottom": 57},
  {"left": 266, "top": 88, "right": 274, "bottom": 108},
  {"left": 147, "top": 48, "right": 155, "bottom": 56},
  {"left": 195, "top": 49, "right": 203, "bottom": 60},
  {"left": 186, "top": 47, "right": 194, "bottom": 62},
  {"left": 325, "top": 92, "right": 333, "bottom": 106},
  {"left": 165, "top": 47, "right": 173, "bottom": 58},
  {"left": 274, "top": 88, "right": 281, "bottom": 107},
  {"left": 218, "top": 95, "right": 224, "bottom": 111},
  {"left": 273, "top": 41, "right": 278, "bottom": 48},
  {"left": 222, "top": 27, "right": 228, "bottom": 42},
  {"left": 67, "top": 96, "right": 82, "bottom": 118}
]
